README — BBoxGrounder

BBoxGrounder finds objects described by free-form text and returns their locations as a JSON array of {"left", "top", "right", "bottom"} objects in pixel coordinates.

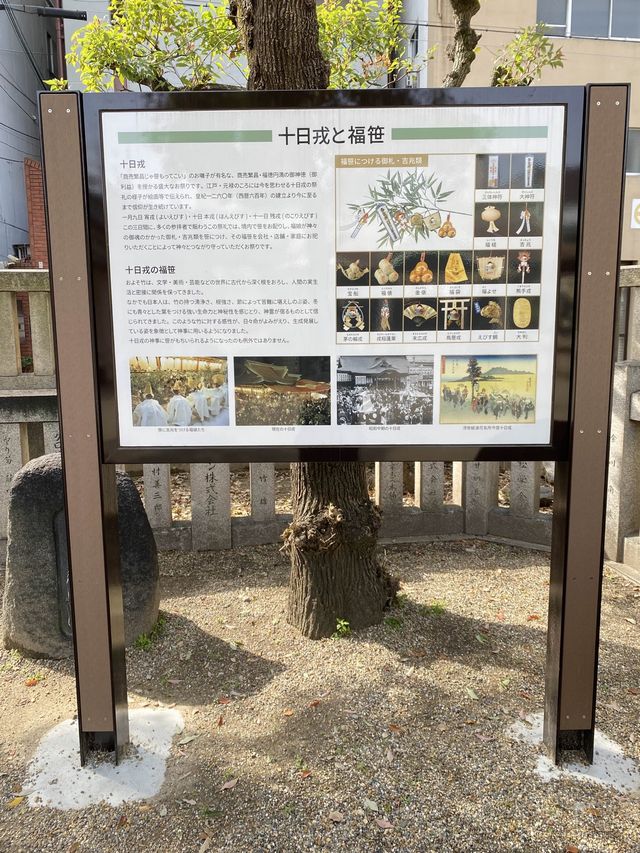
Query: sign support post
[
  {"left": 40, "top": 92, "right": 129, "bottom": 764},
  {"left": 544, "top": 84, "right": 629, "bottom": 763}
]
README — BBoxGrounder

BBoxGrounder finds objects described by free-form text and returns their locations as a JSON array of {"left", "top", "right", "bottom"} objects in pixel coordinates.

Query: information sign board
[{"left": 82, "top": 88, "right": 583, "bottom": 462}]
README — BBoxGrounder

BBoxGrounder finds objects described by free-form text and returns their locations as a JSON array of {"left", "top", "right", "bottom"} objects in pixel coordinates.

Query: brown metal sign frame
[
  {"left": 38, "top": 85, "right": 629, "bottom": 765},
  {"left": 81, "top": 86, "right": 584, "bottom": 465}
]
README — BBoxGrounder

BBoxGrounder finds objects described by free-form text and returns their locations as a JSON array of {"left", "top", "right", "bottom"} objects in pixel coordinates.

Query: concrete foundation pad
[
  {"left": 508, "top": 712, "right": 640, "bottom": 795},
  {"left": 23, "top": 708, "right": 184, "bottom": 809}
]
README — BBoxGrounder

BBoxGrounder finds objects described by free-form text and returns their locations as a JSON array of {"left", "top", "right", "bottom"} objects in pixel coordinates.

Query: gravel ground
[{"left": 1, "top": 539, "right": 638, "bottom": 853}]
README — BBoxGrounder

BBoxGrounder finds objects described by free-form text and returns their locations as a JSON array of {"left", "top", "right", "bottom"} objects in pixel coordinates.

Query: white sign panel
[
  {"left": 631, "top": 198, "right": 640, "bottom": 229},
  {"left": 100, "top": 103, "right": 565, "bottom": 448}
]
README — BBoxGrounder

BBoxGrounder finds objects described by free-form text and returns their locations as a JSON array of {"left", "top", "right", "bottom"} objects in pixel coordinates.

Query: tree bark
[
  {"left": 442, "top": 0, "right": 481, "bottom": 88},
  {"left": 236, "top": 0, "right": 395, "bottom": 638},
  {"left": 235, "top": 0, "right": 329, "bottom": 90},
  {"left": 283, "top": 463, "right": 398, "bottom": 639}
]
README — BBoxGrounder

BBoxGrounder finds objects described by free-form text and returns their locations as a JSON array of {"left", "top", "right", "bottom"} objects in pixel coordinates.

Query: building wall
[
  {"left": 398, "top": 0, "right": 430, "bottom": 88},
  {"left": 0, "top": 1, "right": 57, "bottom": 265},
  {"left": 426, "top": 0, "right": 640, "bottom": 261},
  {"left": 23, "top": 159, "right": 47, "bottom": 268},
  {"left": 62, "top": 0, "right": 109, "bottom": 91}
]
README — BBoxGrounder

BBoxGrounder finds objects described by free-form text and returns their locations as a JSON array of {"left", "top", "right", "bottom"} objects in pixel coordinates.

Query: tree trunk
[
  {"left": 235, "top": 0, "right": 329, "bottom": 90},
  {"left": 283, "top": 463, "right": 398, "bottom": 639},
  {"left": 236, "top": 0, "right": 396, "bottom": 638},
  {"left": 442, "top": 0, "right": 481, "bottom": 87}
]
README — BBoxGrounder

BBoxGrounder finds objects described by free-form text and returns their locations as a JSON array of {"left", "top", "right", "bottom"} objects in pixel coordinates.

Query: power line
[
  {"left": 0, "top": 47, "right": 49, "bottom": 56},
  {"left": 4, "top": 3, "right": 46, "bottom": 86},
  {"left": 0, "top": 154, "right": 25, "bottom": 163},
  {"left": 0, "top": 83, "right": 38, "bottom": 122},
  {"left": 0, "top": 65, "right": 37, "bottom": 106},
  {"left": 0, "top": 137, "right": 34, "bottom": 155},
  {"left": 0, "top": 119, "right": 39, "bottom": 140},
  {"left": 0, "top": 219, "right": 29, "bottom": 232}
]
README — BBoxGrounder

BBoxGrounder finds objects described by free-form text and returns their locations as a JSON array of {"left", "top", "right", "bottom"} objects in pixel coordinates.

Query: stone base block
[
  {"left": 623, "top": 535, "right": 640, "bottom": 571},
  {"left": 379, "top": 506, "right": 464, "bottom": 539},
  {"left": 487, "top": 507, "right": 552, "bottom": 547},
  {"left": 232, "top": 515, "right": 291, "bottom": 548}
]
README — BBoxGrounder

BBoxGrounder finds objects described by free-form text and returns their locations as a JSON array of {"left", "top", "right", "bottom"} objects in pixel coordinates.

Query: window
[
  {"left": 571, "top": 0, "right": 609, "bottom": 37},
  {"left": 611, "top": 0, "right": 640, "bottom": 39},
  {"left": 627, "top": 128, "right": 640, "bottom": 175},
  {"left": 403, "top": 26, "right": 421, "bottom": 88},
  {"left": 536, "top": 0, "right": 568, "bottom": 36},
  {"left": 12, "top": 243, "right": 30, "bottom": 260},
  {"left": 46, "top": 33, "right": 56, "bottom": 77},
  {"left": 409, "top": 26, "right": 419, "bottom": 61},
  {"left": 537, "top": 0, "right": 640, "bottom": 40}
]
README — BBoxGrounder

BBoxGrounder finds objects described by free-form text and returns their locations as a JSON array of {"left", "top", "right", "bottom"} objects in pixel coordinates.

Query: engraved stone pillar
[
  {"left": 461, "top": 461, "right": 499, "bottom": 535},
  {"left": 374, "top": 461, "right": 404, "bottom": 514},
  {"left": 510, "top": 460, "right": 541, "bottom": 518},
  {"left": 0, "top": 423, "right": 25, "bottom": 538},
  {"left": 415, "top": 461, "right": 444, "bottom": 512},
  {"left": 605, "top": 361, "right": 640, "bottom": 561},
  {"left": 625, "top": 287, "right": 640, "bottom": 362},
  {"left": 142, "top": 463, "right": 172, "bottom": 530},
  {"left": 42, "top": 422, "right": 61, "bottom": 455},
  {"left": 0, "top": 292, "right": 21, "bottom": 376},
  {"left": 29, "top": 291, "right": 55, "bottom": 376},
  {"left": 452, "top": 462, "right": 464, "bottom": 506},
  {"left": 191, "top": 462, "right": 231, "bottom": 550},
  {"left": 250, "top": 463, "right": 276, "bottom": 524}
]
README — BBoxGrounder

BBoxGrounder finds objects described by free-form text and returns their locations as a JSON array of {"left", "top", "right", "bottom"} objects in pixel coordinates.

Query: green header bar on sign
[
  {"left": 391, "top": 126, "right": 548, "bottom": 140},
  {"left": 118, "top": 130, "right": 272, "bottom": 144}
]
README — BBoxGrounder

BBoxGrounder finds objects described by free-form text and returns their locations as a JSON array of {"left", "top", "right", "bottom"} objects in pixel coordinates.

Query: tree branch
[{"left": 442, "top": 0, "right": 481, "bottom": 88}]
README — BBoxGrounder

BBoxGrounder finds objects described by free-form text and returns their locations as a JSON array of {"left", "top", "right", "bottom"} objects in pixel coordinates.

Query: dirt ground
[{"left": 1, "top": 539, "right": 638, "bottom": 853}]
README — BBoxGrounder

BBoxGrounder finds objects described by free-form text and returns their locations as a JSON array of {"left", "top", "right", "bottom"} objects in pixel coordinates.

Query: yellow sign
[{"left": 632, "top": 198, "right": 640, "bottom": 229}]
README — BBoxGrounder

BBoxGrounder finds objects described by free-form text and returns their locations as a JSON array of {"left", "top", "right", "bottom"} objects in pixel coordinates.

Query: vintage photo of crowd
[
  {"left": 337, "top": 355, "right": 434, "bottom": 426},
  {"left": 130, "top": 356, "right": 229, "bottom": 427}
]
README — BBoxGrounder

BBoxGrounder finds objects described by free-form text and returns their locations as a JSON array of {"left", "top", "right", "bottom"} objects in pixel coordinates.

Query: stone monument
[{"left": 2, "top": 453, "right": 159, "bottom": 658}]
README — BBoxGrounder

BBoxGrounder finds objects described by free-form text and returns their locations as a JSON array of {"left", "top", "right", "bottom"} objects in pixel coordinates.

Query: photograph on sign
[
  {"left": 98, "top": 101, "right": 565, "bottom": 450},
  {"left": 129, "top": 356, "right": 229, "bottom": 427}
]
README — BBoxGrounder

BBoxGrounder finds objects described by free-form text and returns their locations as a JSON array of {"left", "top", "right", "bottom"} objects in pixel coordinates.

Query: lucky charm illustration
[
  {"left": 512, "top": 297, "right": 532, "bottom": 329},
  {"left": 440, "top": 298, "right": 470, "bottom": 330},
  {"left": 342, "top": 301, "right": 366, "bottom": 331},
  {"left": 475, "top": 299, "right": 503, "bottom": 327},
  {"left": 403, "top": 302, "right": 437, "bottom": 327},
  {"left": 347, "top": 168, "right": 461, "bottom": 248},
  {"left": 515, "top": 203, "right": 532, "bottom": 235},
  {"left": 516, "top": 251, "right": 531, "bottom": 284},
  {"left": 378, "top": 299, "right": 391, "bottom": 331},
  {"left": 476, "top": 255, "right": 504, "bottom": 281},
  {"left": 337, "top": 258, "right": 368, "bottom": 281},
  {"left": 408, "top": 252, "right": 433, "bottom": 284},
  {"left": 374, "top": 253, "right": 400, "bottom": 284},
  {"left": 444, "top": 252, "right": 468, "bottom": 284},
  {"left": 438, "top": 213, "right": 456, "bottom": 238},
  {"left": 480, "top": 204, "right": 502, "bottom": 234}
]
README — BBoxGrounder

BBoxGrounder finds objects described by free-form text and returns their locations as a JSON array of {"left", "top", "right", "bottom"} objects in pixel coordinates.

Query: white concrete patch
[
  {"left": 509, "top": 711, "right": 640, "bottom": 795},
  {"left": 23, "top": 708, "right": 184, "bottom": 810}
]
